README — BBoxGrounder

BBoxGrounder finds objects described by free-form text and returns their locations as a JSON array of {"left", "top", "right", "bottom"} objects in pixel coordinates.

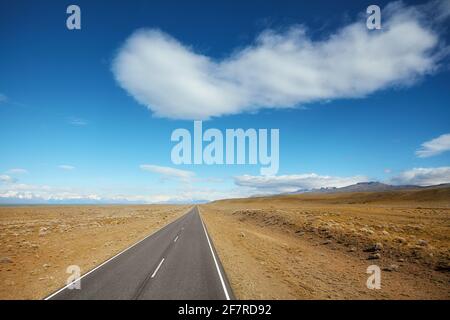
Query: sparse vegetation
[
  {"left": 200, "top": 187, "right": 450, "bottom": 299},
  {"left": 0, "top": 205, "right": 189, "bottom": 299}
]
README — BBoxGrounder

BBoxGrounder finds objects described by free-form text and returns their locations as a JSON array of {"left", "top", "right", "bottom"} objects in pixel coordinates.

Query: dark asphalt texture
[{"left": 46, "top": 207, "right": 234, "bottom": 300}]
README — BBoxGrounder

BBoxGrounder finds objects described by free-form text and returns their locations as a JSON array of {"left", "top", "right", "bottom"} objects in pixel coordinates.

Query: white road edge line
[
  {"left": 199, "top": 210, "right": 231, "bottom": 300},
  {"left": 151, "top": 258, "right": 165, "bottom": 278},
  {"left": 174, "top": 235, "right": 179, "bottom": 242},
  {"left": 44, "top": 207, "right": 194, "bottom": 300}
]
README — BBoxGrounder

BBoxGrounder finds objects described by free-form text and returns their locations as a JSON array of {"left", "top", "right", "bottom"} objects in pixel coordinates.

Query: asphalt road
[{"left": 45, "top": 206, "right": 234, "bottom": 300}]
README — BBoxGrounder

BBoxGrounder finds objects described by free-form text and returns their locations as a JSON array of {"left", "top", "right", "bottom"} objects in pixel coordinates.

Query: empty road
[{"left": 45, "top": 207, "right": 234, "bottom": 300}]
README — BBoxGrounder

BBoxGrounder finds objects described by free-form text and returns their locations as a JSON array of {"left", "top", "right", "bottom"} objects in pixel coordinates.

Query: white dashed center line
[{"left": 151, "top": 258, "right": 165, "bottom": 278}]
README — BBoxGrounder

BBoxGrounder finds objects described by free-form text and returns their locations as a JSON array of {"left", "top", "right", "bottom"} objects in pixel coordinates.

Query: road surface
[{"left": 45, "top": 206, "right": 234, "bottom": 300}]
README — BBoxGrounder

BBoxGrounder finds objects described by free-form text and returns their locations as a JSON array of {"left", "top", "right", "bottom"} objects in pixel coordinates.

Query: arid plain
[
  {"left": 0, "top": 205, "right": 190, "bottom": 299},
  {"left": 200, "top": 187, "right": 450, "bottom": 299},
  {"left": 0, "top": 187, "right": 449, "bottom": 299}
]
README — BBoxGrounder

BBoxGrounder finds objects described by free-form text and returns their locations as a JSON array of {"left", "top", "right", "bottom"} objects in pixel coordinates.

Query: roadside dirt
[
  {"left": 0, "top": 205, "right": 189, "bottom": 299},
  {"left": 200, "top": 189, "right": 450, "bottom": 299}
]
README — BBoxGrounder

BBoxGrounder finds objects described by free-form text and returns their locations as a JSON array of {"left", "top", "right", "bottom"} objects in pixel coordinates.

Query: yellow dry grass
[
  {"left": 0, "top": 205, "right": 189, "bottom": 300},
  {"left": 200, "top": 187, "right": 450, "bottom": 299}
]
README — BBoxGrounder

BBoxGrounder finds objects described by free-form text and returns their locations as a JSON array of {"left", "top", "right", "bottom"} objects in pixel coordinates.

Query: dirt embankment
[
  {"left": 0, "top": 205, "right": 189, "bottom": 299},
  {"left": 200, "top": 188, "right": 450, "bottom": 299}
]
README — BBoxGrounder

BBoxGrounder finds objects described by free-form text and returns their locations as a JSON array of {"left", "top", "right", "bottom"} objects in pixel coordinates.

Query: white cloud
[
  {"left": 428, "top": 0, "right": 450, "bottom": 21},
  {"left": 112, "top": 1, "right": 448, "bottom": 120},
  {"left": 0, "top": 93, "right": 7, "bottom": 104},
  {"left": 6, "top": 168, "right": 28, "bottom": 174},
  {"left": 0, "top": 181, "right": 121, "bottom": 202},
  {"left": 0, "top": 185, "right": 101, "bottom": 202},
  {"left": 0, "top": 175, "right": 16, "bottom": 184},
  {"left": 0, "top": 165, "right": 237, "bottom": 204},
  {"left": 415, "top": 133, "right": 450, "bottom": 158},
  {"left": 69, "top": 118, "right": 88, "bottom": 126},
  {"left": 58, "top": 165, "right": 75, "bottom": 171},
  {"left": 390, "top": 167, "right": 450, "bottom": 186},
  {"left": 140, "top": 164, "right": 195, "bottom": 182},
  {"left": 0, "top": 180, "right": 241, "bottom": 204},
  {"left": 234, "top": 173, "right": 368, "bottom": 194},
  {"left": 109, "top": 187, "right": 244, "bottom": 203}
]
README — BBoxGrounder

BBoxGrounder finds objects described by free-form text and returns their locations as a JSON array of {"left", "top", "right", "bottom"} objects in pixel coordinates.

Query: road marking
[
  {"left": 174, "top": 235, "right": 179, "bottom": 242},
  {"left": 199, "top": 212, "right": 231, "bottom": 300},
  {"left": 151, "top": 258, "right": 165, "bottom": 278},
  {"left": 44, "top": 208, "right": 192, "bottom": 300}
]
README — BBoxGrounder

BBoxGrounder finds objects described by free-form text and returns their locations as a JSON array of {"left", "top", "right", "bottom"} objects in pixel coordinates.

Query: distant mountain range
[
  {"left": 286, "top": 182, "right": 450, "bottom": 194},
  {"left": 2, "top": 182, "right": 449, "bottom": 205}
]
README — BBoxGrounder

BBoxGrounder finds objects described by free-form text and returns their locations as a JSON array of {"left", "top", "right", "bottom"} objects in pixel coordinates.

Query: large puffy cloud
[
  {"left": 390, "top": 167, "right": 450, "bottom": 186},
  {"left": 234, "top": 173, "right": 368, "bottom": 194},
  {"left": 416, "top": 133, "right": 450, "bottom": 158},
  {"left": 112, "top": 1, "right": 448, "bottom": 120}
]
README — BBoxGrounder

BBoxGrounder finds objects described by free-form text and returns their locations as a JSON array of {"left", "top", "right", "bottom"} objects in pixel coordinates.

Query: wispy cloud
[
  {"left": 140, "top": 164, "right": 195, "bottom": 182},
  {"left": 0, "top": 182, "right": 240, "bottom": 204},
  {"left": 234, "top": 173, "right": 368, "bottom": 194},
  {"left": 0, "top": 93, "right": 8, "bottom": 104},
  {"left": 112, "top": 1, "right": 449, "bottom": 120},
  {"left": 415, "top": 133, "right": 450, "bottom": 158},
  {"left": 390, "top": 167, "right": 450, "bottom": 186},
  {"left": 69, "top": 117, "right": 88, "bottom": 126},
  {"left": 0, "top": 165, "right": 234, "bottom": 203},
  {"left": 6, "top": 168, "right": 28, "bottom": 174},
  {"left": 58, "top": 165, "right": 75, "bottom": 171},
  {"left": 109, "top": 187, "right": 241, "bottom": 204},
  {"left": 0, "top": 175, "right": 17, "bottom": 184},
  {"left": 0, "top": 93, "right": 25, "bottom": 107},
  {"left": 0, "top": 183, "right": 101, "bottom": 202}
]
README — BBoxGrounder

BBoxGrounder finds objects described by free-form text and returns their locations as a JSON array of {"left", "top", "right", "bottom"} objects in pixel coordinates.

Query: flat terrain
[
  {"left": 47, "top": 207, "right": 233, "bottom": 300},
  {"left": 1, "top": 187, "right": 449, "bottom": 300},
  {"left": 0, "top": 205, "right": 189, "bottom": 299},
  {"left": 200, "top": 187, "right": 450, "bottom": 299}
]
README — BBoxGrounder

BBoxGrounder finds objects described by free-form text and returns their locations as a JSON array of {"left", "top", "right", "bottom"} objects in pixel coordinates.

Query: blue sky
[{"left": 1, "top": 0, "right": 450, "bottom": 203}]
